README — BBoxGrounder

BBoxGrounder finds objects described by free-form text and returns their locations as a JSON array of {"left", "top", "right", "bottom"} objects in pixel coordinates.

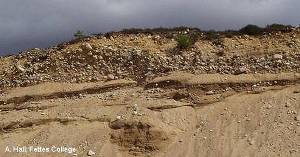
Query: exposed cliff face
[{"left": 0, "top": 28, "right": 299, "bottom": 157}]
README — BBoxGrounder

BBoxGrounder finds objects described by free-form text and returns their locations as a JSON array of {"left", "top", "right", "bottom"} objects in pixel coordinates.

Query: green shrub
[
  {"left": 265, "top": 24, "right": 293, "bottom": 32},
  {"left": 239, "top": 24, "right": 264, "bottom": 35},
  {"left": 74, "top": 30, "right": 85, "bottom": 39},
  {"left": 176, "top": 35, "right": 193, "bottom": 49}
]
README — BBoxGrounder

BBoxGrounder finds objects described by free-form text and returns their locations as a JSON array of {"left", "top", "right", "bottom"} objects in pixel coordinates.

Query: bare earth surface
[
  {"left": 0, "top": 29, "right": 300, "bottom": 157},
  {"left": 0, "top": 72, "right": 299, "bottom": 157}
]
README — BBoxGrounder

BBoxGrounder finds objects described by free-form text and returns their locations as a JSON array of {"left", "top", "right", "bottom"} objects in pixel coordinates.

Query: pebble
[
  {"left": 107, "top": 74, "right": 115, "bottom": 80},
  {"left": 236, "top": 67, "right": 248, "bottom": 74},
  {"left": 206, "top": 91, "right": 214, "bottom": 95},
  {"left": 87, "top": 150, "right": 96, "bottom": 156},
  {"left": 15, "top": 64, "right": 26, "bottom": 72},
  {"left": 132, "top": 104, "right": 138, "bottom": 111},
  {"left": 273, "top": 54, "right": 283, "bottom": 60},
  {"left": 132, "top": 111, "right": 138, "bottom": 115},
  {"left": 78, "top": 94, "right": 84, "bottom": 98},
  {"left": 81, "top": 43, "right": 93, "bottom": 51},
  {"left": 247, "top": 138, "right": 255, "bottom": 145}
]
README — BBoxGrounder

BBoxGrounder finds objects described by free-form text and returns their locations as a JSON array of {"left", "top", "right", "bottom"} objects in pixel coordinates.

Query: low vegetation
[
  {"left": 120, "top": 27, "right": 201, "bottom": 34},
  {"left": 175, "top": 34, "right": 193, "bottom": 49},
  {"left": 239, "top": 24, "right": 264, "bottom": 35},
  {"left": 265, "top": 24, "right": 293, "bottom": 33},
  {"left": 68, "top": 24, "right": 296, "bottom": 51},
  {"left": 238, "top": 24, "right": 293, "bottom": 35},
  {"left": 74, "top": 30, "right": 86, "bottom": 39}
]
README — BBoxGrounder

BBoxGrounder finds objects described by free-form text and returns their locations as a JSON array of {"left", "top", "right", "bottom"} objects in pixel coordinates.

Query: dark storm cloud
[{"left": 0, "top": 0, "right": 299, "bottom": 55}]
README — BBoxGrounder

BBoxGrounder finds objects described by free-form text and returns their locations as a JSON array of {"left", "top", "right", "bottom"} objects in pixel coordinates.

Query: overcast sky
[{"left": 0, "top": 0, "right": 299, "bottom": 55}]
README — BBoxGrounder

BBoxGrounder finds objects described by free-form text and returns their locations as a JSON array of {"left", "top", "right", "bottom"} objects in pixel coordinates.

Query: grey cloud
[{"left": 0, "top": 0, "right": 299, "bottom": 55}]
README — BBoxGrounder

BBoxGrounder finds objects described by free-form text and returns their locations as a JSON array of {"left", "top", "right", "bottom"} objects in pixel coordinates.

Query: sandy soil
[{"left": 1, "top": 72, "right": 299, "bottom": 157}]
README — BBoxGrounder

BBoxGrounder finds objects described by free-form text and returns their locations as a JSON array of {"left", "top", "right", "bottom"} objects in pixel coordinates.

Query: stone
[
  {"left": 132, "top": 104, "right": 138, "bottom": 111},
  {"left": 206, "top": 91, "right": 214, "bottom": 95},
  {"left": 247, "top": 138, "right": 255, "bottom": 145},
  {"left": 107, "top": 74, "right": 115, "bottom": 80},
  {"left": 273, "top": 54, "right": 283, "bottom": 60},
  {"left": 87, "top": 150, "right": 96, "bottom": 156},
  {"left": 15, "top": 64, "right": 26, "bottom": 72},
  {"left": 81, "top": 43, "right": 93, "bottom": 51},
  {"left": 92, "top": 55, "right": 98, "bottom": 59},
  {"left": 132, "top": 111, "right": 138, "bottom": 115},
  {"left": 78, "top": 94, "right": 84, "bottom": 98},
  {"left": 235, "top": 67, "right": 248, "bottom": 74}
]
